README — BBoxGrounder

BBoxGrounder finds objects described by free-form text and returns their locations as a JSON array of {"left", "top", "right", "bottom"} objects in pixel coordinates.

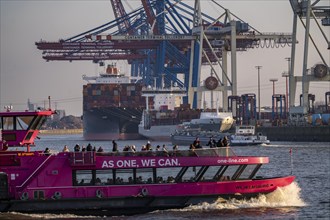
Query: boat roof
[{"left": 0, "top": 109, "right": 54, "bottom": 117}]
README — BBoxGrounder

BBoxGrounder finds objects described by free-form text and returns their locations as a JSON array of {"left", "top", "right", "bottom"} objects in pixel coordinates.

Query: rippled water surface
[{"left": 1, "top": 135, "right": 329, "bottom": 219}]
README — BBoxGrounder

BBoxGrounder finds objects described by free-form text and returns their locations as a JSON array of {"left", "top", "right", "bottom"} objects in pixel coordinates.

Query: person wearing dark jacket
[{"left": 112, "top": 140, "right": 118, "bottom": 152}]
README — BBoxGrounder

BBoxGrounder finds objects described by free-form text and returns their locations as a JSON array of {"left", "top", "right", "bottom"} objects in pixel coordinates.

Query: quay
[{"left": 39, "top": 129, "right": 83, "bottom": 135}]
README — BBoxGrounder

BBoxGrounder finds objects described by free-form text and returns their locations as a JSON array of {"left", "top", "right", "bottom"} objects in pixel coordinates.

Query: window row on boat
[
  {"left": 72, "top": 164, "right": 262, "bottom": 186},
  {"left": 0, "top": 115, "right": 47, "bottom": 131}
]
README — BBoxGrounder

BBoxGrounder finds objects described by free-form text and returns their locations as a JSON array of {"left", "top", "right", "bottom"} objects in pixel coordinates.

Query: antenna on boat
[
  {"left": 290, "top": 148, "right": 293, "bottom": 175},
  {"left": 48, "top": 96, "right": 51, "bottom": 110}
]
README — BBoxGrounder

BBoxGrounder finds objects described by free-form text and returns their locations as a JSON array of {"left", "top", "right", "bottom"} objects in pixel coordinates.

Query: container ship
[{"left": 82, "top": 64, "right": 146, "bottom": 140}]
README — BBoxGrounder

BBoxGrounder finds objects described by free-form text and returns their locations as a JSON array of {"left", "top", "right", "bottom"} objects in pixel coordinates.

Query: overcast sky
[{"left": 1, "top": 0, "right": 329, "bottom": 116}]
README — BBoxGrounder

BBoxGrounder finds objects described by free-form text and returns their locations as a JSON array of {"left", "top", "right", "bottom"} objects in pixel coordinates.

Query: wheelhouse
[{"left": 0, "top": 110, "right": 54, "bottom": 149}]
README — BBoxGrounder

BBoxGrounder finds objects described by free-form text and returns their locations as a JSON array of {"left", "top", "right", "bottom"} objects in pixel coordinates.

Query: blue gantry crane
[{"left": 36, "top": 0, "right": 294, "bottom": 110}]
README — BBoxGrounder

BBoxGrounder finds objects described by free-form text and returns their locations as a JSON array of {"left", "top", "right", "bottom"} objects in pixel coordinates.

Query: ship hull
[
  {"left": 138, "top": 124, "right": 178, "bottom": 141},
  {"left": 256, "top": 126, "right": 330, "bottom": 142},
  {"left": 0, "top": 176, "right": 294, "bottom": 216},
  {"left": 171, "top": 132, "right": 230, "bottom": 146},
  {"left": 83, "top": 108, "right": 144, "bottom": 140}
]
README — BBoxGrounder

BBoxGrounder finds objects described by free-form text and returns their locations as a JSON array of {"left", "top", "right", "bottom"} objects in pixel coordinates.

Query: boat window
[
  {"left": 74, "top": 170, "right": 93, "bottom": 186},
  {"left": 180, "top": 166, "right": 202, "bottom": 182},
  {"left": 220, "top": 165, "right": 240, "bottom": 181},
  {"left": 202, "top": 166, "right": 223, "bottom": 181},
  {"left": 157, "top": 167, "right": 181, "bottom": 183},
  {"left": 232, "top": 165, "right": 247, "bottom": 180},
  {"left": 29, "top": 116, "right": 47, "bottom": 130},
  {"left": 195, "top": 166, "right": 210, "bottom": 181},
  {"left": 95, "top": 170, "right": 114, "bottom": 185},
  {"left": 136, "top": 168, "right": 154, "bottom": 184},
  {"left": 16, "top": 116, "right": 34, "bottom": 130},
  {"left": 250, "top": 164, "right": 262, "bottom": 179},
  {"left": 174, "top": 167, "right": 189, "bottom": 182},
  {"left": 24, "top": 131, "right": 34, "bottom": 141},
  {"left": 115, "top": 169, "right": 134, "bottom": 184},
  {"left": 237, "top": 164, "right": 259, "bottom": 180},
  {"left": 2, "top": 117, "right": 14, "bottom": 130}
]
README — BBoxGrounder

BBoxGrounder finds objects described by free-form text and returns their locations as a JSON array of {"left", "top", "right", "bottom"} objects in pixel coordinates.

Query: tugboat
[{"left": 0, "top": 108, "right": 294, "bottom": 216}]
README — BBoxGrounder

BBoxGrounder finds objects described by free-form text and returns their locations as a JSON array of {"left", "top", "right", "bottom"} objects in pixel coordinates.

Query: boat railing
[
  {"left": 70, "top": 151, "right": 95, "bottom": 166},
  {"left": 95, "top": 147, "right": 235, "bottom": 157},
  {"left": 193, "top": 147, "right": 235, "bottom": 157}
]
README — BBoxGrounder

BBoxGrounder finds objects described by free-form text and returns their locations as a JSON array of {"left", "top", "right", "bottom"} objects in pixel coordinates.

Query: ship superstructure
[{"left": 138, "top": 85, "right": 201, "bottom": 140}]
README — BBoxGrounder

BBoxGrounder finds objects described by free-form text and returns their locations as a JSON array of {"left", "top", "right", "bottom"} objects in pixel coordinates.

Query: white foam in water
[
  {"left": 9, "top": 212, "right": 102, "bottom": 219},
  {"left": 185, "top": 182, "right": 306, "bottom": 211}
]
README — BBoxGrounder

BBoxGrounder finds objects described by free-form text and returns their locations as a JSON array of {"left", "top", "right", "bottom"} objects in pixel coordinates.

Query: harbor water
[{"left": 1, "top": 135, "right": 329, "bottom": 220}]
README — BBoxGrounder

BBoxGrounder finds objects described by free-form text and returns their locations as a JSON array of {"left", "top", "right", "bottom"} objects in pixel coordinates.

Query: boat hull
[
  {"left": 171, "top": 132, "right": 230, "bottom": 146},
  {"left": 83, "top": 108, "right": 144, "bottom": 140},
  {"left": 138, "top": 124, "right": 178, "bottom": 141},
  {"left": 256, "top": 126, "right": 330, "bottom": 142},
  {"left": 0, "top": 176, "right": 295, "bottom": 215},
  {"left": 230, "top": 140, "right": 271, "bottom": 146}
]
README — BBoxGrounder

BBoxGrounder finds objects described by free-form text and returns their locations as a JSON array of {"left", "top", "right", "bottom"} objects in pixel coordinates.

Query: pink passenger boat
[{"left": 0, "top": 109, "right": 295, "bottom": 215}]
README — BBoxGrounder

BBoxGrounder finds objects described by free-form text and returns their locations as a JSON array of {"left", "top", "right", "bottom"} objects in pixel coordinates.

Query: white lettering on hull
[{"left": 101, "top": 158, "right": 180, "bottom": 168}]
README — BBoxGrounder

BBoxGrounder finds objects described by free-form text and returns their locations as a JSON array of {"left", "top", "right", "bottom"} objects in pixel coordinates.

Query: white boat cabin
[{"left": 235, "top": 125, "right": 256, "bottom": 136}]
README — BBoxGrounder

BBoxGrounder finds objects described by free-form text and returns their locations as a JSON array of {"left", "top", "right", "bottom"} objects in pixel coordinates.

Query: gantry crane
[
  {"left": 36, "top": 0, "right": 294, "bottom": 110},
  {"left": 289, "top": 0, "right": 330, "bottom": 115}
]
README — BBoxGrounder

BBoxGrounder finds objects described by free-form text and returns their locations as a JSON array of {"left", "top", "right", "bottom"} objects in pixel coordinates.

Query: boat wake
[
  {"left": 186, "top": 181, "right": 306, "bottom": 211},
  {"left": 4, "top": 212, "right": 101, "bottom": 219}
]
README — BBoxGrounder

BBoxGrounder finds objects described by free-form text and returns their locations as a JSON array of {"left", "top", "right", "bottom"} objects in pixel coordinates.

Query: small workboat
[
  {"left": 0, "top": 108, "right": 293, "bottom": 216},
  {"left": 230, "top": 125, "right": 270, "bottom": 146}
]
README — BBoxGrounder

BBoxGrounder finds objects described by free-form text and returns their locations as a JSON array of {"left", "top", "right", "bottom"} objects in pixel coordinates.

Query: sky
[{"left": 0, "top": 0, "right": 329, "bottom": 116}]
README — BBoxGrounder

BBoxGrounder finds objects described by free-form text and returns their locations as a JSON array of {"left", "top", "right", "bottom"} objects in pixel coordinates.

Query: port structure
[
  {"left": 36, "top": 0, "right": 294, "bottom": 110},
  {"left": 289, "top": 0, "right": 330, "bottom": 115}
]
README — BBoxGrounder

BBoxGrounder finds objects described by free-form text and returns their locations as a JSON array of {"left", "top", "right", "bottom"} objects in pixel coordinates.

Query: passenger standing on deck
[
  {"left": 222, "top": 136, "right": 229, "bottom": 147},
  {"left": 206, "top": 137, "right": 215, "bottom": 148},
  {"left": 74, "top": 144, "right": 80, "bottom": 152},
  {"left": 193, "top": 137, "right": 202, "bottom": 149},
  {"left": 217, "top": 138, "right": 223, "bottom": 147},
  {"left": 161, "top": 144, "right": 168, "bottom": 156},
  {"left": 44, "top": 148, "right": 51, "bottom": 156},
  {"left": 62, "top": 145, "right": 69, "bottom": 152},
  {"left": 172, "top": 145, "right": 180, "bottom": 156},
  {"left": 112, "top": 140, "right": 118, "bottom": 152},
  {"left": 146, "top": 141, "right": 152, "bottom": 151},
  {"left": 86, "top": 143, "right": 93, "bottom": 151},
  {"left": 141, "top": 145, "right": 147, "bottom": 151}
]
